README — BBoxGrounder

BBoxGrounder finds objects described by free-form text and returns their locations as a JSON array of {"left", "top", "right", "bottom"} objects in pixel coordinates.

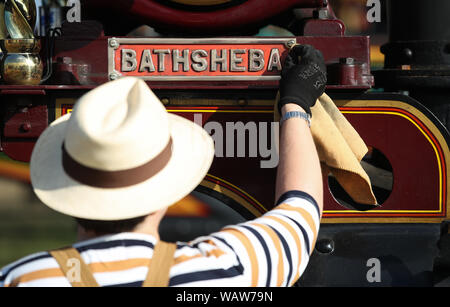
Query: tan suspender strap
[
  {"left": 50, "top": 247, "right": 99, "bottom": 287},
  {"left": 143, "top": 241, "right": 177, "bottom": 287}
]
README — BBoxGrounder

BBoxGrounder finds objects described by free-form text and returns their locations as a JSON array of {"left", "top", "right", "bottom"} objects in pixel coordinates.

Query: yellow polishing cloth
[{"left": 275, "top": 92, "right": 378, "bottom": 206}]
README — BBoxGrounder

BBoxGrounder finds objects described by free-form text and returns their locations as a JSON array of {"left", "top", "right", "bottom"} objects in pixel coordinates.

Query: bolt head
[
  {"left": 109, "top": 72, "right": 120, "bottom": 80},
  {"left": 285, "top": 40, "right": 297, "bottom": 49},
  {"left": 402, "top": 48, "right": 413, "bottom": 60},
  {"left": 315, "top": 238, "right": 335, "bottom": 254},
  {"left": 109, "top": 39, "right": 119, "bottom": 49},
  {"left": 21, "top": 122, "right": 31, "bottom": 132},
  {"left": 340, "top": 57, "right": 355, "bottom": 65},
  {"left": 62, "top": 57, "right": 72, "bottom": 64},
  {"left": 314, "top": 8, "right": 329, "bottom": 19}
]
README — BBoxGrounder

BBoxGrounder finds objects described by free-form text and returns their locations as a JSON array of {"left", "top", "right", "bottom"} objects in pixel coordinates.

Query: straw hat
[{"left": 30, "top": 77, "right": 215, "bottom": 221}]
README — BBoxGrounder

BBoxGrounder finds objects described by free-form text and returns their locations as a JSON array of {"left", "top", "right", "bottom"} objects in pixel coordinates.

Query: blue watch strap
[{"left": 280, "top": 111, "right": 311, "bottom": 127}]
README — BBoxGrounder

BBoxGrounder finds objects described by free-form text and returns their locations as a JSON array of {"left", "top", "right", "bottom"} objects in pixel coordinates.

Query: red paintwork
[
  {"left": 0, "top": 26, "right": 373, "bottom": 165},
  {"left": 326, "top": 107, "right": 446, "bottom": 217},
  {"left": 302, "top": 19, "right": 346, "bottom": 36},
  {"left": 167, "top": 105, "right": 446, "bottom": 218},
  {"left": 47, "top": 30, "right": 372, "bottom": 89},
  {"left": 1, "top": 105, "right": 48, "bottom": 162},
  {"left": 0, "top": 96, "right": 447, "bottom": 220},
  {"left": 84, "top": 0, "right": 325, "bottom": 33},
  {"left": 3, "top": 105, "right": 47, "bottom": 138}
]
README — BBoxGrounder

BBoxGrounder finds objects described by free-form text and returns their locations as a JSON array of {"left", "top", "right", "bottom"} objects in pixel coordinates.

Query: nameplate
[{"left": 107, "top": 38, "right": 293, "bottom": 81}]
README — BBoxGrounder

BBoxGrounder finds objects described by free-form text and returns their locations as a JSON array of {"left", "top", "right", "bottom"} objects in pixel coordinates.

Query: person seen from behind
[{"left": 0, "top": 45, "right": 326, "bottom": 287}]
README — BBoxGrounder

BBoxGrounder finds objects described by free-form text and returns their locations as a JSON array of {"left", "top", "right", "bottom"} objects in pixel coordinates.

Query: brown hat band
[{"left": 62, "top": 139, "right": 173, "bottom": 188}]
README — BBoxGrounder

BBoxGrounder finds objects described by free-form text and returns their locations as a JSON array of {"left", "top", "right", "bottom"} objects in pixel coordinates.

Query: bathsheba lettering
[{"left": 120, "top": 48, "right": 283, "bottom": 73}]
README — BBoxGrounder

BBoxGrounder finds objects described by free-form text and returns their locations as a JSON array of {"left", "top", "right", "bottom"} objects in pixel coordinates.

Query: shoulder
[
  {"left": 0, "top": 251, "right": 64, "bottom": 287},
  {"left": 0, "top": 234, "right": 160, "bottom": 287}
]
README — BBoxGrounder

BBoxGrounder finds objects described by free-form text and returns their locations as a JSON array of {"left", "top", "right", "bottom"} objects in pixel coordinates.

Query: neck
[{"left": 77, "top": 209, "right": 166, "bottom": 242}]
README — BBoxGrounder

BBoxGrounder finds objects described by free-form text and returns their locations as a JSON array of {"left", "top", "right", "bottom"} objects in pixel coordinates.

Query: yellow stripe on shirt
[
  {"left": 277, "top": 203, "right": 318, "bottom": 248},
  {"left": 8, "top": 268, "right": 64, "bottom": 286},
  {"left": 264, "top": 215, "right": 303, "bottom": 286},
  {"left": 8, "top": 258, "right": 153, "bottom": 285},
  {"left": 174, "top": 243, "right": 227, "bottom": 265},
  {"left": 250, "top": 222, "right": 285, "bottom": 286},
  {"left": 222, "top": 228, "right": 259, "bottom": 286}
]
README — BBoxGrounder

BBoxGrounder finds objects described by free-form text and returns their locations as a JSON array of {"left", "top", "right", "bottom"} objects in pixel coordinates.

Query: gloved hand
[{"left": 279, "top": 45, "right": 327, "bottom": 116}]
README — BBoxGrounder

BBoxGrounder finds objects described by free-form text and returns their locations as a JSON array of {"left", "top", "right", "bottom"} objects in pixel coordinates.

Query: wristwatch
[{"left": 280, "top": 111, "right": 311, "bottom": 127}]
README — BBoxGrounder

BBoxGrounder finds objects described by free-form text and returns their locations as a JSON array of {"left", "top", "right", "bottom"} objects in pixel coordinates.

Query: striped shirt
[{"left": 0, "top": 190, "right": 321, "bottom": 287}]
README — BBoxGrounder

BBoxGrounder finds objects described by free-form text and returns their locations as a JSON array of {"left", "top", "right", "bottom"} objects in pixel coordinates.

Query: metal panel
[
  {"left": 297, "top": 223, "right": 441, "bottom": 287},
  {"left": 107, "top": 37, "right": 294, "bottom": 81}
]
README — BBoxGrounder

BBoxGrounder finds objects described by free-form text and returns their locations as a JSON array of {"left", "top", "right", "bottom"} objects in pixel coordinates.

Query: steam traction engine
[{"left": 0, "top": 0, "right": 449, "bottom": 286}]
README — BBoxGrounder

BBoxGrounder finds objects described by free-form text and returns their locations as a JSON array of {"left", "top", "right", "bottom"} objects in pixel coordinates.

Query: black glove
[{"left": 279, "top": 45, "right": 327, "bottom": 116}]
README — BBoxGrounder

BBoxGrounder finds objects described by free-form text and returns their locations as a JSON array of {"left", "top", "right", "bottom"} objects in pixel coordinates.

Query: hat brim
[{"left": 30, "top": 113, "right": 215, "bottom": 221}]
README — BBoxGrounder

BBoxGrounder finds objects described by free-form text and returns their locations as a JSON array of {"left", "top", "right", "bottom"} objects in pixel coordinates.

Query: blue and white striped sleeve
[{"left": 211, "top": 190, "right": 321, "bottom": 286}]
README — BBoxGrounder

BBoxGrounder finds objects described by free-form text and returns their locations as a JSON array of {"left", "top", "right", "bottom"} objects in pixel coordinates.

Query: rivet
[
  {"left": 402, "top": 48, "right": 413, "bottom": 60},
  {"left": 313, "top": 8, "right": 329, "bottom": 19},
  {"left": 340, "top": 57, "right": 355, "bottom": 65},
  {"left": 315, "top": 238, "right": 335, "bottom": 254},
  {"left": 285, "top": 40, "right": 297, "bottom": 49},
  {"left": 109, "top": 72, "right": 120, "bottom": 80},
  {"left": 21, "top": 122, "right": 31, "bottom": 132},
  {"left": 109, "top": 38, "right": 119, "bottom": 49}
]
